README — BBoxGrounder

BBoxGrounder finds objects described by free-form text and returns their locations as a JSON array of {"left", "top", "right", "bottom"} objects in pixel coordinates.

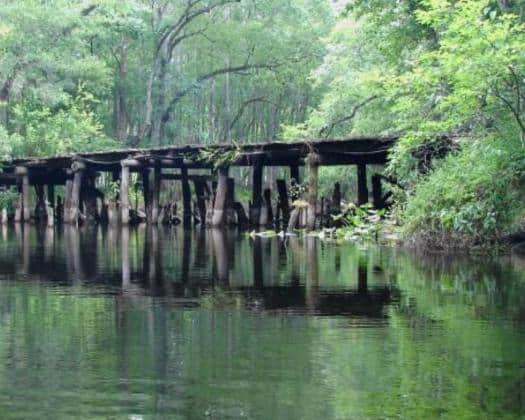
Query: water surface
[{"left": 0, "top": 225, "right": 524, "bottom": 419}]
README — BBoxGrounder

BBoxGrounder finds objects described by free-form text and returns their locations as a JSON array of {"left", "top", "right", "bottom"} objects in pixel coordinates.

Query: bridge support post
[
  {"left": 372, "top": 174, "right": 384, "bottom": 209},
  {"left": 63, "top": 172, "right": 73, "bottom": 224},
  {"left": 69, "top": 161, "right": 85, "bottom": 225},
  {"left": 332, "top": 182, "right": 341, "bottom": 214},
  {"left": 357, "top": 163, "right": 368, "bottom": 206},
  {"left": 306, "top": 153, "right": 320, "bottom": 230},
  {"left": 15, "top": 167, "right": 31, "bottom": 223},
  {"left": 211, "top": 166, "right": 229, "bottom": 227},
  {"left": 151, "top": 163, "right": 161, "bottom": 224},
  {"left": 290, "top": 165, "right": 300, "bottom": 201},
  {"left": 250, "top": 161, "right": 263, "bottom": 226},
  {"left": 276, "top": 179, "right": 290, "bottom": 228},
  {"left": 181, "top": 165, "right": 192, "bottom": 228},
  {"left": 193, "top": 179, "right": 207, "bottom": 225},
  {"left": 142, "top": 168, "right": 152, "bottom": 222},
  {"left": 260, "top": 187, "right": 273, "bottom": 227},
  {"left": 120, "top": 162, "right": 131, "bottom": 225}
]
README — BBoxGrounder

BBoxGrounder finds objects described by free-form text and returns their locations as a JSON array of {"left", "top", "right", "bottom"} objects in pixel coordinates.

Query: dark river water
[{"left": 0, "top": 225, "right": 524, "bottom": 419}]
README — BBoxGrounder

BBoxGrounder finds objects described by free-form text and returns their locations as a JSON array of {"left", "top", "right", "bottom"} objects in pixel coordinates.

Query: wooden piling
[
  {"left": 276, "top": 179, "right": 290, "bottom": 227},
  {"left": 152, "top": 164, "right": 161, "bottom": 224},
  {"left": 46, "top": 203, "right": 54, "bottom": 227},
  {"left": 63, "top": 177, "right": 73, "bottom": 224},
  {"left": 259, "top": 188, "right": 273, "bottom": 227},
  {"left": 69, "top": 163, "right": 85, "bottom": 225},
  {"left": 14, "top": 190, "right": 22, "bottom": 223},
  {"left": 250, "top": 161, "right": 263, "bottom": 226},
  {"left": 211, "top": 166, "right": 229, "bottom": 227},
  {"left": 306, "top": 153, "right": 320, "bottom": 230},
  {"left": 120, "top": 162, "right": 130, "bottom": 225},
  {"left": 181, "top": 165, "right": 192, "bottom": 227},
  {"left": 34, "top": 184, "right": 47, "bottom": 222},
  {"left": 290, "top": 165, "right": 300, "bottom": 201},
  {"left": 47, "top": 185, "right": 55, "bottom": 210},
  {"left": 332, "top": 182, "right": 341, "bottom": 213},
  {"left": 20, "top": 169, "right": 31, "bottom": 223},
  {"left": 83, "top": 173, "right": 99, "bottom": 222},
  {"left": 142, "top": 168, "right": 152, "bottom": 221},
  {"left": 357, "top": 163, "right": 368, "bottom": 206},
  {"left": 372, "top": 174, "right": 384, "bottom": 209},
  {"left": 193, "top": 179, "right": 207, "bottom": 225}
]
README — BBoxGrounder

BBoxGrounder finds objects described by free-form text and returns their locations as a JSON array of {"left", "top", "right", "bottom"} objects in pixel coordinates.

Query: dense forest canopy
[
  {"left": 1, "top": 0, "right": 524, "bottom": 245},
  {"left": 0, "top": 0, "right": 332, "bottom": 155}
]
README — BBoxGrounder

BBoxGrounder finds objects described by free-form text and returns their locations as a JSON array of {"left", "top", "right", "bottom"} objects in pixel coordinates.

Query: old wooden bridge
[{"left": 0, "top": 136, "right": 397, "bottom": 229}]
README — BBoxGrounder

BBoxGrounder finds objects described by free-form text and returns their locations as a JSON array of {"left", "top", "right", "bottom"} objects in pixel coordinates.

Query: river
[{"left": 0, "top": 225, "right": 523, "bottom": 419}]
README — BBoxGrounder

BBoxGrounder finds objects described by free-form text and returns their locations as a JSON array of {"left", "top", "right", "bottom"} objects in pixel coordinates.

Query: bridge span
[{"left": 0, "top": 136, "right": 397, "bottom": 229}]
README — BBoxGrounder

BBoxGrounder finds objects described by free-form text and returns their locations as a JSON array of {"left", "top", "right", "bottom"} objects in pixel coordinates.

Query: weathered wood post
[
  {"left": 69, "top": 161, "right": 85, "bottom": 225},
  {"left": 120, "top": 160, "right": 131, "bottom": 225},
  {"left": 372, "top": 174, "right": 384, "bottom": 209},
  {"left": 211, "top": 166, "right": 229, "bottom": 227},
  {"left": 306, "top": 153, "right": 320, "bottom": 230},
  {"left": 14, "top": 187, "right": 22, "bottom": 223},
  {"left": 47, "top": 184, "right": 55, "bottom": 211},
  {"left": 15, "top": 167, "right": 31, "bottom": 223},
  {"left": 259, "top": 188, "right": 273, "bottom": 227},
  {"left": 357, "top": 163, "right": 368, "bottom": 206},
  {"left": 63, "top": 171, "right": 73, "bottom": 224},
  {"left": 152, "top": 163, "right": 161, "bottom": 224},
  {"left": 82, "top": 173, "right": 99, "bottom": 222},
  {"left": 1, "top": 207, "right": 7, "bottom": 225},
  {"left": 34, "top": 184, "right": 47, "bottom": 222},
  {"left": 276, "top": 179, "right": 290, "bottom": 227},
  {"left": 290, "top": 165, "right": 300, "bottom": 201},
  {"left": 142, "top": 168, "right": 152, "bottom": 221},
  {"left": 180, "top": 165, "right": 192, "bottom": 228},
  {"left": 193, "top": 179, "right": 207, "bottom": 225},
  {"left": 332, "top": 182, "right": 341, "bottom": 213},
  {"left": 250, "top": 160, "right": 263, "bottom": 226},
  {"left": 226, "top": 177, "right": 236, "bottom": 224},
  {"left": 46, "top": 201, "right": 54, "bottom": 228}
]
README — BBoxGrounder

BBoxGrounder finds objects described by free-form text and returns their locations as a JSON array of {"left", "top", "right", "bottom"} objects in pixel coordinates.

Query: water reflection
[
  {"left": 1, "top": 226, "right": 396, "bottom": 317},
  {"left": 0, "top": 226, "right": 524, "bottom": 418}
]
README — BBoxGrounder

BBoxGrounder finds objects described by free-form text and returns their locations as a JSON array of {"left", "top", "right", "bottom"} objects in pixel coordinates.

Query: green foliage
[
  {"left": 3, "top": 89, "right": 117, "bottom": 158},
  {"left": 197, "top": 145, "right": 242, "bottom": 169},
  {"left": 402, "top": 136, "right": 525, "bottom": 245},
  {"left": 0, "top": 188, "right": 18, "bottom": 212},
  {"left": 334, "top": 204, "right": 387, "bottom": 242},
  {"left": 100, "top": 180, "right": 120, "bottom": 202}
]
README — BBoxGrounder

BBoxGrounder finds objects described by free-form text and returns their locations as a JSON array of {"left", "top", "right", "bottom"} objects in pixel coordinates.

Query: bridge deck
[
  {"left": 2, "top": 136, "right": 397, "bottom": 172},
  {"left": 0, "top": 136, "right": 397, "bottom": 229}
]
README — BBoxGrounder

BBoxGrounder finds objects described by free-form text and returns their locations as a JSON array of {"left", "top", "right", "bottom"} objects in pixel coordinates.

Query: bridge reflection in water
[{"left": 0, "top": 225, "right": 398, "bottom": 318}]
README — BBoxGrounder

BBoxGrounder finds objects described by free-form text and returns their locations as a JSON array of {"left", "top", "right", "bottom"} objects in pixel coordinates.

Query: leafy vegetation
[{"left": 284, "top": 0, "right": 525, "bottom": 247}]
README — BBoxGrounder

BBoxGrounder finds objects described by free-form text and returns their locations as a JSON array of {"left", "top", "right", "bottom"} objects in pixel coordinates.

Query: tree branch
[
  {"left": 319, "top": 95, "right": 378, "bottom": 138},
  {"left": 161, "top": 62, "right": 278, "bottom": 124}
]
